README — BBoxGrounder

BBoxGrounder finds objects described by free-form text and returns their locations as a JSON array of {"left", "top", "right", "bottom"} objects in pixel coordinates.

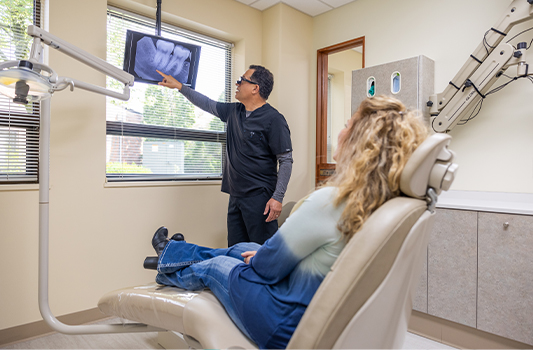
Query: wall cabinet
[
  {"left": 414, "top": 209, "right": 533, "bottom": 345},
  {"left": 477, "top": 212, "right": 533, "bottom": 345}
]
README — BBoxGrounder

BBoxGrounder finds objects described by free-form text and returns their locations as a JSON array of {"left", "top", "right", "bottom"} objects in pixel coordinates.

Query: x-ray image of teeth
[{"left": 134, "top": 37, "right": 191, "bottom": 83}]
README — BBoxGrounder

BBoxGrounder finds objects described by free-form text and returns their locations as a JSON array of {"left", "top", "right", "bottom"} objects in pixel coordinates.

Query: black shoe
[
  {"left": 152, "top": 226, "right": 169, "bottom": 256},
  {"left": 143, "top": 256, "right": 158, "bottom": 270},
  {"left": 170, "top": 233, "right": 185, "bottom": 241}
]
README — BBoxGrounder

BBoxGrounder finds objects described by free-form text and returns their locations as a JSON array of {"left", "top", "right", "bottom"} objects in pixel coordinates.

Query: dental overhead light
[
  {"left": 0, "top": 25, "right": 163, "bottom": 335},
  {"left": 0, "top": 60, "right": 52, "bottom": 104}
]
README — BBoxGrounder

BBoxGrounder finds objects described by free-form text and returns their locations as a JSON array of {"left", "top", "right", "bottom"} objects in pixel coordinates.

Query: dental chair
[{"left": 98, "top": 133, "right": 457, "bottom": 349}]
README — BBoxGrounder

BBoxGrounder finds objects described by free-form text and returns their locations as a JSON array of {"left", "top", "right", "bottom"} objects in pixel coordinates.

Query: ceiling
[{"left": 234, "top": 0, "right": 358, "bottom": 17}]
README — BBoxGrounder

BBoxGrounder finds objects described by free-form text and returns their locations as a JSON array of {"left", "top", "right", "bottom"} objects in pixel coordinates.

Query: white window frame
[{"left": 105, "top": 7, "right": 232, "bottom": 182}]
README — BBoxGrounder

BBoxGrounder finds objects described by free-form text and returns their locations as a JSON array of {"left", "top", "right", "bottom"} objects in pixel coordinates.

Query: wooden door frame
[{"left": 316, "top": 36, "right": 365, "bottom": 186}]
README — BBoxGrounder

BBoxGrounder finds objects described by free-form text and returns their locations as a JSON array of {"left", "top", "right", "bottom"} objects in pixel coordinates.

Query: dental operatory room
[{"left": 2, "top": 0, "right": 533, "bottom": 349}]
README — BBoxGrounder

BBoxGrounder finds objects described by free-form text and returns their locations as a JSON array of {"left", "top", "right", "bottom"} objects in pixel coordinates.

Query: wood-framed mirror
[{"left": 316, "top": 36, "right": 365, "bottom": 186}]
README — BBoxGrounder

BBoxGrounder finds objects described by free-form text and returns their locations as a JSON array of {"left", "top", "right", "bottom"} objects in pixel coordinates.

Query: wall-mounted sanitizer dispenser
[{"left": 352, "top": 55, "right": 434, "bottom": 121}]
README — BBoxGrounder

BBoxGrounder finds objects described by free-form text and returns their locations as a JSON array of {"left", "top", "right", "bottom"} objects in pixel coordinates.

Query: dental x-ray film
[{"left": 123, "top": 30, "right": 201, "bottom": 89}]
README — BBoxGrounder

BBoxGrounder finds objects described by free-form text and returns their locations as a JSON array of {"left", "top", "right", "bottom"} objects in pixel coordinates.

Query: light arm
[
  {"left": 28, "top": 25, "right": 133, "bottom": 85},
  {"left": 27, "top": 25, "right": 134, "bottom": 100}
]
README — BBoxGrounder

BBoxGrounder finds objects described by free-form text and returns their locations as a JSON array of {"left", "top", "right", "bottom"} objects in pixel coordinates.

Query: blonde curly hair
[{"left": 327, "top": 95, "right": 429, "bottom": 240}]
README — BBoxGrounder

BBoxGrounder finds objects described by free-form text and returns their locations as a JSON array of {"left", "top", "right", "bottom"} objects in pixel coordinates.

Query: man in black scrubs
[{"left": 157, "top": 65, "right": 293, "bottom": 246}]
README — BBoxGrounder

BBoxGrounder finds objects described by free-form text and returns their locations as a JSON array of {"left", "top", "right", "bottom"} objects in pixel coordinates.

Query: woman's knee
[
  {"left": 197, "top": 256, "right": 241, "bottom": 292},
  {"left": 207, "top": 256, "right": 242, "bottom": 273}
]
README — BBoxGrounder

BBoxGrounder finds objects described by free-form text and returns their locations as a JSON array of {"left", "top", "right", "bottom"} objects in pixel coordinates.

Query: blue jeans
[{"left": 155, "top": 241, "right": 261, "bottom": 340}]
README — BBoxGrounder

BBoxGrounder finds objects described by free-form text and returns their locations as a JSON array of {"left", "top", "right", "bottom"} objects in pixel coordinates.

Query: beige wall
[
  {"left": 314, "top": 0, "right": 533, "bottom": 193},
  {"left": 261, "top": 3, "right": 314, "bottom": 201}
]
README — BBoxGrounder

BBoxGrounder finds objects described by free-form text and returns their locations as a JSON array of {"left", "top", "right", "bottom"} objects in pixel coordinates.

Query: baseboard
[
  {"left": 0, "top": 308, "right": 109, "bottom": 347},
  {"left": 409, "top": 310, "right": 532, "bottom": 349}
]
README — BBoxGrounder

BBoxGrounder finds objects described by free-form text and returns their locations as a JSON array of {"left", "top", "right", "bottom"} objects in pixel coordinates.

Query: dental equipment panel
[{"left": 351, "top": 55, "right": 434, "bottom": 121}]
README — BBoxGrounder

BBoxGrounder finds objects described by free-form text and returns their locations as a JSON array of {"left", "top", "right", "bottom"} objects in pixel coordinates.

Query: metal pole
[
  {"left": 156, "top": 0, "right": 162, "bottom": 36},
  {"left": 37, "top": 99, "right": 163, "bottom": 335}
]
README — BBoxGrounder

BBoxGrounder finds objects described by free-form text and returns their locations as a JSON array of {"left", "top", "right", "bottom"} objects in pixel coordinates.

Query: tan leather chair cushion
[{"left": 98, "top": 284, "right": 257, "bottom": 349}]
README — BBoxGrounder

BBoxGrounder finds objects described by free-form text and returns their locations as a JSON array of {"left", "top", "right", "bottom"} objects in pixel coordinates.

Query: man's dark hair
[{"left": 249, "top": 65, "right": 274, "bottom": 100}]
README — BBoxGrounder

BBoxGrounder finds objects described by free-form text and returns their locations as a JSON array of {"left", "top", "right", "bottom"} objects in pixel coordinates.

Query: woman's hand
[
  {"left": 241, "top": 251, "right": 257, "bottom": 264},
  {"left": 157, "top": 70, "right": 182, "bottom": 90}
]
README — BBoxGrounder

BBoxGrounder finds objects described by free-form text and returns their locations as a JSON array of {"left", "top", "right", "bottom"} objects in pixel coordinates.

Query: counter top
[{"left": 437, "top": 190, "right": 533, "bottom": 215}]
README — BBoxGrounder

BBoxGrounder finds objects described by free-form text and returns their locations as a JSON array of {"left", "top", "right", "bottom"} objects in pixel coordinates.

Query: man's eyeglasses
[{"left": 236, "top": 76, "right": 258, "bottom": 86}]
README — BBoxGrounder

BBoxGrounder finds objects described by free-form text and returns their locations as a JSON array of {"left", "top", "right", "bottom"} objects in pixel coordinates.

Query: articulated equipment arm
[{"left": 430, "top": 0, "right": 533, "bottom": 132}]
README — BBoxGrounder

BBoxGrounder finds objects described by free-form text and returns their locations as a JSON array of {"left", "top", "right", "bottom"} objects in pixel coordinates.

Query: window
[
  {"left": 0, "top": 0, "right": 41, "bottom": 184},
  {"left": 106, "top": 7, "right": 232, "bottom": 182}
]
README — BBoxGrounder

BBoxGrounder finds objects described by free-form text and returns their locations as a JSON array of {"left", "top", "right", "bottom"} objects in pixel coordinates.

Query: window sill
[
  {"left": 0, "top": 184, "right": 39, "bottom": 192},
  {"left": 104, "top": 180, "right": 222, "bottom": 188}
]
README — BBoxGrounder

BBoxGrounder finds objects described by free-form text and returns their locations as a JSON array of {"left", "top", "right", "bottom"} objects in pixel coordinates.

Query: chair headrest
[{"left": 400, "top": 133, "right": 458, "bottom": 199}]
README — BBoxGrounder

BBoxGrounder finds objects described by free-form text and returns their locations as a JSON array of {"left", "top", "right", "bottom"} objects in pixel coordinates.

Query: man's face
[{"left": 235, "top": 69, "right": 258, "bottom": 101}]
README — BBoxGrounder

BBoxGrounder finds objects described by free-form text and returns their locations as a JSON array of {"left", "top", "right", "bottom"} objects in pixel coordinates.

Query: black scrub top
[{"left": 216, "top": 102, "right": 292, "bottom": 198}]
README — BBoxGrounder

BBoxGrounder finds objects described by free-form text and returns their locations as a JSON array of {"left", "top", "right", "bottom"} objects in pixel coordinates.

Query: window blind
[
  {"left": 106, "top": 7, "right": 232, "bottom": 182},
  {"left": 0, "top": 0, "right": 41, "bottom": 184}
]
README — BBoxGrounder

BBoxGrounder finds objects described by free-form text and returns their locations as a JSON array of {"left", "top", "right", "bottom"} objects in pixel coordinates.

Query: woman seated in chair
[{"left": 147, "top": 95, "right": 429, "bottom": 349}]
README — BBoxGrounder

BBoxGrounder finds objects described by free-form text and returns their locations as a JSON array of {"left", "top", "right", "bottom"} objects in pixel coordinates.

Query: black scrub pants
[{"left": 227, "top": 190, "right": 278, "bottom": 246}]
